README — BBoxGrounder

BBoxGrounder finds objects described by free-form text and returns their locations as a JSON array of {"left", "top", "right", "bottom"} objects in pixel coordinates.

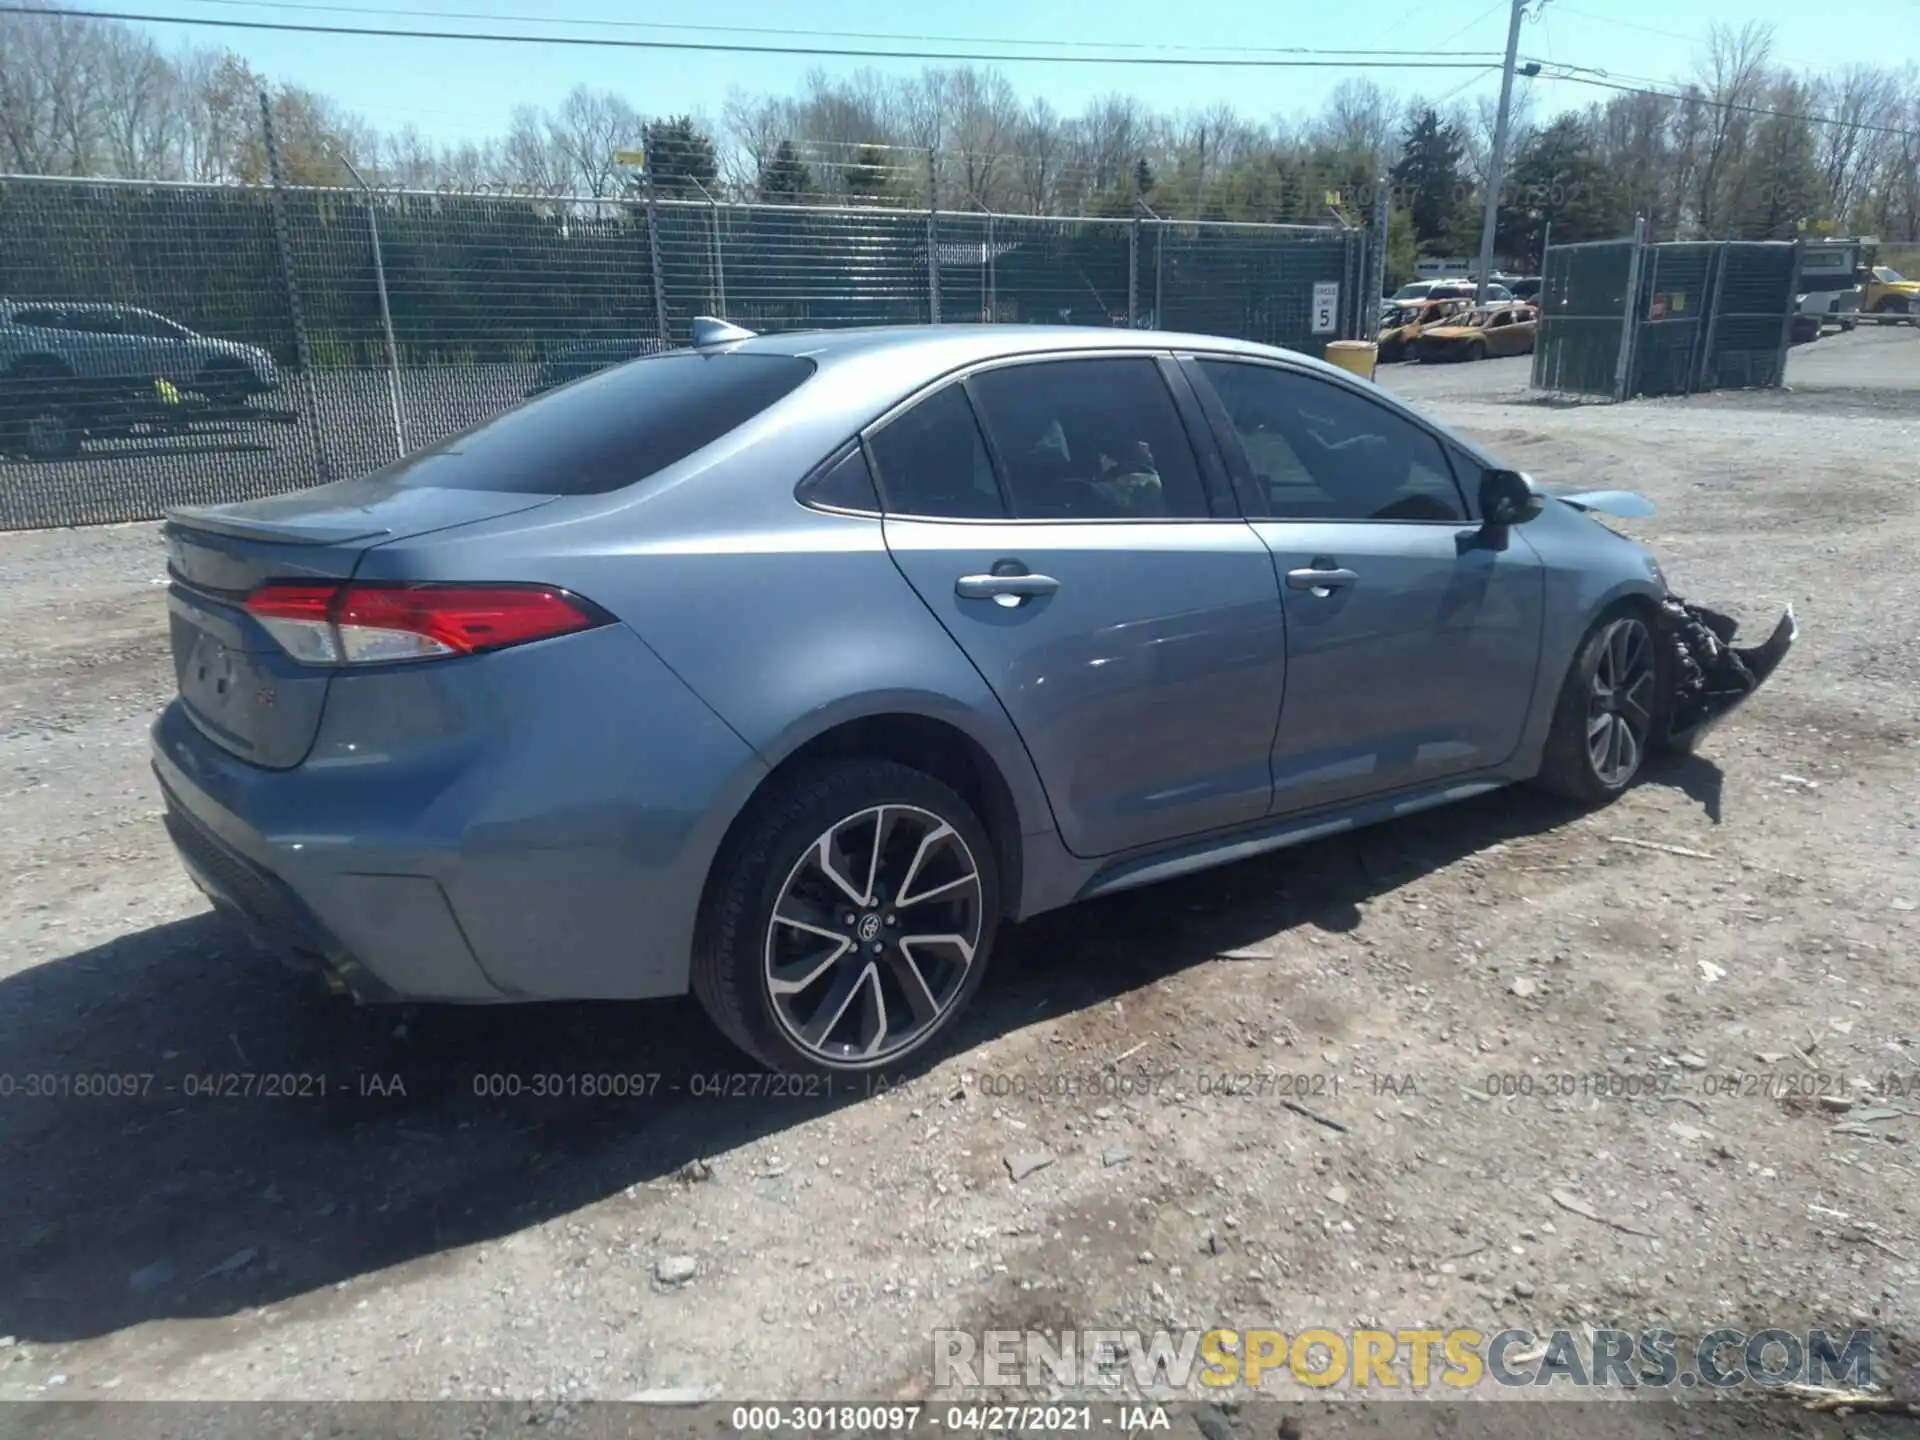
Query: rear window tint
[{"left": 392, "top": 352, "right": 815, "bottom": 495}]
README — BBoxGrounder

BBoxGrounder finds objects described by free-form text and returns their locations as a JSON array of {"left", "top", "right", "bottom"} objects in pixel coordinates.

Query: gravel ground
[{"left": 1, "top": 329, "right": 1918, "bottom": 1430}]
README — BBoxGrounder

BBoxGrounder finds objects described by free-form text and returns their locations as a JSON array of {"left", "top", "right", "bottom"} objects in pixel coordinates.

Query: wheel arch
[
  {"left": 1515, "top": 573, "right": 1667, "bottom": 776},
  {"left": 705, "top": 697, "right": 1049, "bottom": 926}
]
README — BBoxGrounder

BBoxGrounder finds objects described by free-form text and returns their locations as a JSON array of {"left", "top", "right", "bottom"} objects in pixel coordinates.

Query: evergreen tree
[
  {"left": 844, "top": 145, "right": 891, "bottom": 201},
  {"left": 757, "top": 139, "right": 812, "bottom": 201},
  {"left": 1389, "top": 108, "right": 1468, "bottom": 254},
  {"left": 1496, "top": 115, "right": 1627, "bottom": 268},
  {"left": 641, "top": 115, "right": 718, "bottom": 197}
]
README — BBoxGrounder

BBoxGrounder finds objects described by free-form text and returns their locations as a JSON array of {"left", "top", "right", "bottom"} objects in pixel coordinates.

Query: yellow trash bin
[{"left": 1323, "top": 340, "right": 1378, "bottom": 382}]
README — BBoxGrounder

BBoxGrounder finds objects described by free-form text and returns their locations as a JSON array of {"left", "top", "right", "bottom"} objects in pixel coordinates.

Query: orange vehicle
[
  {"left": 1409, "top": 303, "right": 1538, "bottom": 363},
  {"left": 1375, "top": 296, "right": 1472, "bottom": 363}
]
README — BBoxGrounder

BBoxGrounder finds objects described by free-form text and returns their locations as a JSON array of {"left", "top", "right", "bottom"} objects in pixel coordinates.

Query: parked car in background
[
  {"left": 1506, "top": 276, "right": 1542, "bottom": 303},
  {"left": 152, "top": 319, "right": 1791, "bottom": 1076},
  {"left": 525, "top": 336, "right": 669, "bottom": 397},
  {"left": 1388, "top": 280, "right": 1514, "bottom": 306},
  {"left": 0, "top": 300, "right": 280, "bottom": 460},
  {"left": 1411, "top": 304, "right": 1539, "bottom": 362},
  {"left": 1376, "top": 297, "right": 1472, "bottom": 363}
]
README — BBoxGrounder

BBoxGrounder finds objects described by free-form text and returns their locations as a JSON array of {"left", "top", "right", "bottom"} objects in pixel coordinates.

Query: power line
[
  {"left": 1430, "top": 65, "right": 1503, "bottom": 105},
  {"left": 126, "top": 0, "right": 1512, "bottom": 58},
  {"left": 1550, "top": 6, "right": 1701, "bottom": 46},
  {"left": 1425, "top": 1, "right": 1511, "bottom": 53},
  {"left": 1531, "top": 66, "right": 1920, "bottom": 142},
  {"left": 0, "top": 5, "right": 1510, "bottom": 66},
  {"left": 1354, "top": 0, "right": 1439, "bottom": 52}
]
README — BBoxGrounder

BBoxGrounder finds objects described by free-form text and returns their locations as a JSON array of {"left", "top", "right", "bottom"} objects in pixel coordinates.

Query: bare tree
[
  {"left": 545, "top": 84, "right": 640, "bottom": 202},
  {"left": 499, "top": 103, "right": 570, "bottom": 192},
  {"left": 1012, "top": 97, "right": 1063, "bottom": 213},
  {"left": 1813, "top": 66, "right": 1900, "bottom": 227},
  {"left": 94, "top": 22, "right": 178, "bottom": 177},
  {"left": 1693, "top": 20, "right": 1774, "bottom": 235},
  {"left": 947, "top": 67, "right": 1021, "bottom": 209}
]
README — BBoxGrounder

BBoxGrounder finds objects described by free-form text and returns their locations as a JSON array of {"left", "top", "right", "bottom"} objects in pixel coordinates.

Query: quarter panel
[
  {"left": 156, "top": 624, "right": 768, "bottom": 1000},
  {"left": 372, "top": 500, "right": 1057, "bottom": 835}
]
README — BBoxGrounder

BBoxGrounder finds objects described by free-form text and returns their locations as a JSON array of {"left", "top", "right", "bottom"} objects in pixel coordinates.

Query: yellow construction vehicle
[{"left": 1857, "top": 261, "right": 1920, "bottom": 322}]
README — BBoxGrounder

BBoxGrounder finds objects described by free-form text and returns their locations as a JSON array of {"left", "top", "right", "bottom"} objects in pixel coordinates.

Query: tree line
[{"left": 3, "top": 0, "right": 1918, "bottom": 275}]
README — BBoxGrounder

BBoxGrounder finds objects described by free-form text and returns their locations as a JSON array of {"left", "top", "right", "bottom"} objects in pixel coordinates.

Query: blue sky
[{"left": 130, "top": 0, "right": 1917, "bottom": 146}]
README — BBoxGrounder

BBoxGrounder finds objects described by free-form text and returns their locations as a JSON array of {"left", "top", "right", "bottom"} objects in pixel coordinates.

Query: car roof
[{"left": 704, "top": 322, "right": 1361, "bottom": 387}]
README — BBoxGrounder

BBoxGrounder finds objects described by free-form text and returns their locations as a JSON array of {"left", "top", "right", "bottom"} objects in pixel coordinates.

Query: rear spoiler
[{"left": 163, "top": 505, "right": 390, "bottom": 546}]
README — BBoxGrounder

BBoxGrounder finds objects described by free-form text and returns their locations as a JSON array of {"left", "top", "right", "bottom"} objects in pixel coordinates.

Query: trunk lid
[{"left": 163, "top": 473, "right": 555, "bottom": 769}]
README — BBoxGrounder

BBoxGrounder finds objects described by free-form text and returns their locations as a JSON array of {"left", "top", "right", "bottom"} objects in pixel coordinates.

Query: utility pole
[{"left": 1474, "top": 0, "right": 1529, "bottom": 305}]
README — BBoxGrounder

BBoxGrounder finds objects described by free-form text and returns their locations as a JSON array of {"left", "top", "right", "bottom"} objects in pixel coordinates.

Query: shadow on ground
[{"left": 0, "top": 766, "right": 1719, "bottom": 1346}]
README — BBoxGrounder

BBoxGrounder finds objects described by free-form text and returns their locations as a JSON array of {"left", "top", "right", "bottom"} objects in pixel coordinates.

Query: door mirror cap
[{"left": 1479, "top": 468, "right": 1544, "bottom": 528}]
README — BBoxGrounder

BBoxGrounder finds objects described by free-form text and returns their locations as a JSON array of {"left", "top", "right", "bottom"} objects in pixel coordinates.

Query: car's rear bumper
[
  {"left": 150, "top": 623, "right": 769, "bottom": 1003},
  {"left": 156, "top": 774, "right": 412, "bottom": 1001},
  {"left": 153, "top": 725, "right": 503, "bottom": 1002}
]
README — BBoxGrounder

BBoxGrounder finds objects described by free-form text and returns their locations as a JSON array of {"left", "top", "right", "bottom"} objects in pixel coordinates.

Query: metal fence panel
[
  {"left": 1531, "top": 239, "right": 1637, "bottom": 397},
  {"left": 1701, "top": 242, "right": 1798, "bottom": 392},
  {"left": 1, "top": 173, "right": 1354, "bottom": 532},
  {"left": 1535, "top": 233, "right": 1798, "bottom": 402},
  {"left": 935, "top": 214, "right": 1133, "bottom": 328},
  {"left": 1631, "top": 242, "right": 1716, "bottom": 398},
  {"left": 1148, "top": 222, "right": 1354, "bottom": 358}
]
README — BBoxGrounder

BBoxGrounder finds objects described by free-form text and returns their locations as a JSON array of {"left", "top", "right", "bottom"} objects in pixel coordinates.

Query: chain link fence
[{"left": 0, "top": 172, "right": 1364, "bottom": 531}]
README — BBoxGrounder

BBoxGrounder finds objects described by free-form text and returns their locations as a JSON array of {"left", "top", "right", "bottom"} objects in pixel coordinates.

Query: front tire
[
  {"left": 1534, "top": 609, "right": 1661, "bottom": 805},
  {"left": 691, "top": 759, "right": 1000, "bottom": 1077},
  {"left": 192, "top": 360, "right": 254, "bottom": 406}
]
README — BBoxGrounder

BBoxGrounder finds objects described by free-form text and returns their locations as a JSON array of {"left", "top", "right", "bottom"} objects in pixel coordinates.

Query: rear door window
[
  {"left": 866, "top": 384, "right": 1006, "bottom": 519},
  {"left": 392, "top": 351, "right": 815, "bottom": 495}
]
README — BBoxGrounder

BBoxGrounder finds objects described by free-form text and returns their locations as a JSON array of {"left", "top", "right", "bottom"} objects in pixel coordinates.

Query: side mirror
[{"left": 1479, "top": 468, "right": 1543, "bottom": 528}]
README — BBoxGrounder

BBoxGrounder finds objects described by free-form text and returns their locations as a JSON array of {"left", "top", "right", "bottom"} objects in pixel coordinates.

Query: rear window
[{"left": 392, "top": 352, "right": 815, "bottom": 495}]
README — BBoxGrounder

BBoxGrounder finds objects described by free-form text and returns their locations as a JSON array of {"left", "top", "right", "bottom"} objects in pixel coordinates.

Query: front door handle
[
  {"left": 956, "top": 572, "right": 1061, "bottom": 601},
  {"left": 1286, "top": 566, "right": 1359, "bottom": 591}
]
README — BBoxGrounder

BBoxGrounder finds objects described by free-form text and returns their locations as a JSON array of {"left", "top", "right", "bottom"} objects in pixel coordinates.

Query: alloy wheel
[
  {"left": 764, "top": 804, "right": 983, "bottom": 1065},
  {"left": 1587, "top": 617, "right": 1655, "bottom": 787}
]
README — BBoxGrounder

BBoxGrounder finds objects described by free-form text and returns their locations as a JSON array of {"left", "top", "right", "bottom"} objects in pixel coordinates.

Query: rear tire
[
  {"left": 1534, "top": 607, "right": 1662, "bottom": 806},
  {"left": 3, "top": 360, "right": 82, "bottom": 460},
  {"left": 14, "top": 403, "right": 81, "bottom": 461},
  {"left": 691, "top": 759, "right": 1001, "bottom": 1078}
]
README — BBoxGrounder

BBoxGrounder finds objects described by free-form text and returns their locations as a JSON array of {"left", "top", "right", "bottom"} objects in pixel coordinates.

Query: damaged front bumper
[{"left": 1657, "top": 596, "right": 1798, "bottom": 752}]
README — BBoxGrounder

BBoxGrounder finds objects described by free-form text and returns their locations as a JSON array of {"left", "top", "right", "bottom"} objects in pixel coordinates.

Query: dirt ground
[{"left": 1, "top": 327, "right": 1917, "bottom": 1432}]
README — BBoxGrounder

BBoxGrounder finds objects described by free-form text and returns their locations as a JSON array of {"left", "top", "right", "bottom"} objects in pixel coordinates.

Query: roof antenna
[{"left": 692, "top": 316, "right": 757, "bottom": 347}]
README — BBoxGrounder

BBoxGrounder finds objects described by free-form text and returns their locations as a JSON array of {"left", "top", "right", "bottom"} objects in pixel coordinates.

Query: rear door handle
[
  {"left": 1286, "top": 566, "right": 1359, "bottom": 591},
  {"left": 956, "top": 573, "right": 1061, "bottom": 601}
]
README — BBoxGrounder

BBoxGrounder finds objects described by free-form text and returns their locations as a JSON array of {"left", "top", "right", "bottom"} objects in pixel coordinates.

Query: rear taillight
[{"left": 245, "top": 582, "right": 606, "bottom": 666}]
